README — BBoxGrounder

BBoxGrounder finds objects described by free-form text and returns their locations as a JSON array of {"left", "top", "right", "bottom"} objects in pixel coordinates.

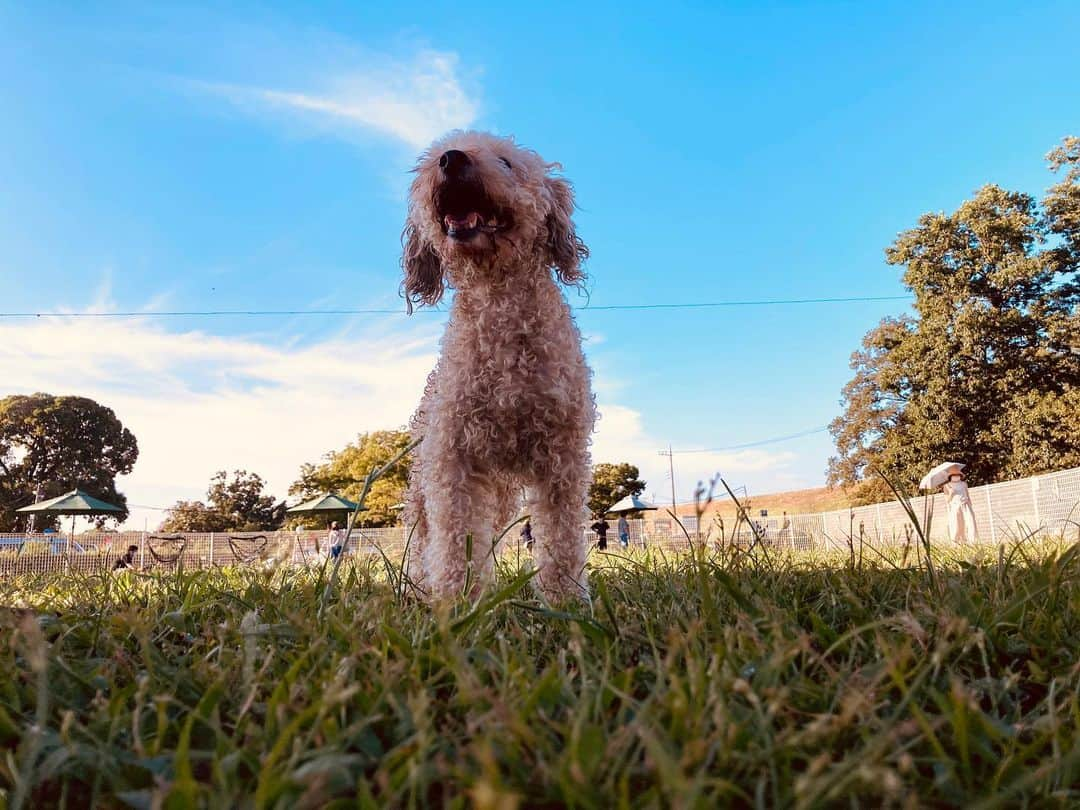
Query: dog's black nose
[{"left": 439, "top": 149, "right": 470, "bottom": 174}]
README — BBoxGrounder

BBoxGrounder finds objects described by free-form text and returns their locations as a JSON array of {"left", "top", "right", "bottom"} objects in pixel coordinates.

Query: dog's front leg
[
  {"left": 420, "top": 446, "right": 500, "bottom": 599},
  {"left": 402, "top": 466, "right": 431, "bottom": 594},
  {"left": 530, "top": 453, "right": 591, "bottom": 603}
]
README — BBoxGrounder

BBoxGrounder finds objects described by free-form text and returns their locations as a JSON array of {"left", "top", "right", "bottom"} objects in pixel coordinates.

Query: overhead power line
[
  {"left": 0, "top": 294, "right": 910, "bottom": 319},
  {"left": 575, "top": 295, "right": 909, "bottom": 311},
  {"left": 665, "top": 426, "right": 830, "bottom": 454}
]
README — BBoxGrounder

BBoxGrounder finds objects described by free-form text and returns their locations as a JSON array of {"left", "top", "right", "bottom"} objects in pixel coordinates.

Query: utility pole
[{"left": 658, "top": 446, "right": 677, "bottom": 511}]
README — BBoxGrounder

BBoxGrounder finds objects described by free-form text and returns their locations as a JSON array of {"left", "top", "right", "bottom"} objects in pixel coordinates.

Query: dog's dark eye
[{"left": 499, "top": 157, "right": 512, "bottom": 169}]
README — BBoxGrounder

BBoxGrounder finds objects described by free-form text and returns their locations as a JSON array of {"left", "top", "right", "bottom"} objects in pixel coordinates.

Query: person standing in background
[
  {"left": 590, "top": 517, "right": 609, "bottom": 550},
  {"left": 328, "top": 521, "right": 345, "bottom": 559},
  {"left": 943, "top": 471, "right": 979, "bottom": 543}
]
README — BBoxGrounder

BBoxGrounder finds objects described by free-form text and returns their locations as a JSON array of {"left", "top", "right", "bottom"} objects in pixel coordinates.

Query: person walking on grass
[
  {"left": 590, "top": 517, "right": 609, "bottom": 550},
  {"left": 520, "top": 519, "right": 534, "bottom": 550},
  {"left": 618, "top": 514, "right": 630, "bottom": 548},
  {"left": 921, "top": 462, "right": 979, "bottom": 545},
  {"left": 943, "top": 470, "right": 979, "bottom": 544}
]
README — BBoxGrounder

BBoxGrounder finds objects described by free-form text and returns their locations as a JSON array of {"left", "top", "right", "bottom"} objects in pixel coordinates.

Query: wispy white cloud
[
  {"left": 2, "top": 310, "right": 803, "bottom": 529},
  {"left": 88, "top": 269, "right": 116, "bottom": 314},
  {"left": 1, "top": 314, "right": 441, "bottom": 529},
  {"left": 193, "top": 48, "right": 479, "bottom": 149},
  {"left": 590, "top": 403, "right": 802, "bottom": 506}
]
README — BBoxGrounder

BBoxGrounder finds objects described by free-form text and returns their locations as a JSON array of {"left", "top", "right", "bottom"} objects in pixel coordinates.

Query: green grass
[{"left": 2, "top": 540, "right": 1079, "bottom": 808}]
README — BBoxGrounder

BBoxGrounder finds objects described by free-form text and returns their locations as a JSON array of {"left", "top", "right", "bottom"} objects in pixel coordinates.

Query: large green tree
[
  {"left": 829, "top": 137, "right": 1080, "bottom": 503},
  {"left": 588, "top": 462, "right": 646, "bottom": 517},
  {"left": 290, "top": 430, "right": 413, "bottom": 527},
  {"left": 0, "top": 393, "right": 139, "bottom": 530},
  {"left": 160, "top": 470, "right": 285, "bottom": 532}
]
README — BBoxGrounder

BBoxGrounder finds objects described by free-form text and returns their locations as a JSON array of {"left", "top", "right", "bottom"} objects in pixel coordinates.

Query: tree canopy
[
  {"left": 588, "top": 462, "right": 646, "bottom": 517},
  {"left": 829, "top": 137, "right": 1080, "bottom": 503},
  {"left": 0, "top": 393, "right": 139, "bottom": 531},
  {"left": 289, "top": 430, "right": 413, "bottom": 527},
  {"left": 160, "top": 470, "right": 285, "bottom": 532}
]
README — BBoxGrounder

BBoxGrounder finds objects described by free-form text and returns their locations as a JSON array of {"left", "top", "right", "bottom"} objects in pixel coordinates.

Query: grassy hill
[{"left": 666, "top": 485, "right": 852, "bottom": 521}]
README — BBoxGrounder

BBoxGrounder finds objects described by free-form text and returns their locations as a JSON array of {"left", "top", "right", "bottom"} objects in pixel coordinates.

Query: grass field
[{"left": 2, "top": 538, "right": 1079, "bottom": 808}]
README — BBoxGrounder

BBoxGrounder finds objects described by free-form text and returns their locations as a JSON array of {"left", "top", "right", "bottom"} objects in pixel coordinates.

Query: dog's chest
[
  {"left": 465, "top": 330, "right": 560, "bottom": 410},
  {"left": 444, "top": 319, "right": 582, "bottom": 434}
]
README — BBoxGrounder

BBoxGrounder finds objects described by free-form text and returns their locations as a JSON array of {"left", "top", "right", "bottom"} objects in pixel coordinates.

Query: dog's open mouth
[{"left": 436, "top": 182, "right": 511, "bottom": 240}]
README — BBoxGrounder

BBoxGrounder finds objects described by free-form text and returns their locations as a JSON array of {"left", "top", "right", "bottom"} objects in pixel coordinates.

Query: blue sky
[{"left": 2, "top": 2, "right": 1078, "bottom": 526}]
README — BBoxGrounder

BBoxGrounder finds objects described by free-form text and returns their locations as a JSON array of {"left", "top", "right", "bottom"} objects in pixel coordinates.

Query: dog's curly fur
[{"left": 401, "top": 131, "right": 595, "bottom": 601}]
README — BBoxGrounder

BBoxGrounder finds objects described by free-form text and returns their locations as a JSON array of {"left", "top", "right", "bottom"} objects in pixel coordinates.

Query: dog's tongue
[{"left": 445, "top": 212, "right": 480, "bottom": 230}]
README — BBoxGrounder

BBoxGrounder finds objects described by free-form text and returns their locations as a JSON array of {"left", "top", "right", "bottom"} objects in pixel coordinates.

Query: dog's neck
[{"left": 447, "top": 257, "right": 562, "bottom": 314}]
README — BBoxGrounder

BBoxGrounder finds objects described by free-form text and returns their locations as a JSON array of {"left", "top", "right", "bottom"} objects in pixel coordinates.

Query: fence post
[
  {"left": 985, "top": 485, "right": 997, "bottom": 544},
  {"left": 1031, "top": 478, "right": 1041, "bottom": 535},
  {"left": 139, "top": 531, "right": 146, "bottom": 569},
  {"left": 209, "top": 532, "right": 215, "bottom": 567}
]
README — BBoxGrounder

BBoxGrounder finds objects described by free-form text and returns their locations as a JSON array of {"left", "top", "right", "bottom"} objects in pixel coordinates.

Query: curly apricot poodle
[{"left": 401, "top": 131, "right": 595, "bottom": 602}]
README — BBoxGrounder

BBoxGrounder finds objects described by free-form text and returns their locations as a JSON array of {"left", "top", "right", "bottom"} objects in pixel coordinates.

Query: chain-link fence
[
  {"left": 642, "top": 466, "right": 1080, "bottom": 552},
  {"left": 784, "top": 466, "right": 1080, "bottom": 552},
  {"left": 0, "top": 527, "right": 413, "bottom": 577},
  {"left": 3, "top": 467, "right": 1078, "bottom": 576}
]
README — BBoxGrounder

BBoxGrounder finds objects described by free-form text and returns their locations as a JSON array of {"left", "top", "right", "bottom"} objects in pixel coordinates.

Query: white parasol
[{"left": 919, "top": 462, "right": 965, "bottom": 490}]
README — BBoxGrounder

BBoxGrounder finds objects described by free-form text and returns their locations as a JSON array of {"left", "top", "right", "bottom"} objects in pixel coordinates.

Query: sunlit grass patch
[{"left": 2, "top": 540, "right": 1079, "bottom": 807}]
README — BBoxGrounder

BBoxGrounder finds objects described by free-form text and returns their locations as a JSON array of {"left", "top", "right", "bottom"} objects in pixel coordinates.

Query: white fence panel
[{"left": 3, "top": 466, "right": 1080, "bottom": 576}]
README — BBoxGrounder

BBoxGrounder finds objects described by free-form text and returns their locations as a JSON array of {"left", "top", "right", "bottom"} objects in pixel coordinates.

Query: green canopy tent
[
  {"left": 604, "top": 494, "right": 658, "bottom": 515},
  {"left": 603, "top": 495, "right": 658, "bottom": 549},
  {"left": 286, "top": 493, "right": 361, "bottom": 524},
  {"left": 286, "top": 493, "right": 363, "bottom": 561},
  {"left": 16, "top": 488, "right": 124, "bottom": 557}
]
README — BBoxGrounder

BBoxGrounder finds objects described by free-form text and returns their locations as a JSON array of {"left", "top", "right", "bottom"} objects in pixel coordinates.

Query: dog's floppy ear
[
  {"left": 545, "top": 175, "right": 588, "bottom": 285},
  {"left": 401, "top": 221, "right": 445, "bottom": 314}
]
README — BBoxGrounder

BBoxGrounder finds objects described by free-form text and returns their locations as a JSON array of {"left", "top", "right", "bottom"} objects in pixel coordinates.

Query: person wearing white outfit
[{"left": 942, "top": 472, "right": 978, "bottom": 544}]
